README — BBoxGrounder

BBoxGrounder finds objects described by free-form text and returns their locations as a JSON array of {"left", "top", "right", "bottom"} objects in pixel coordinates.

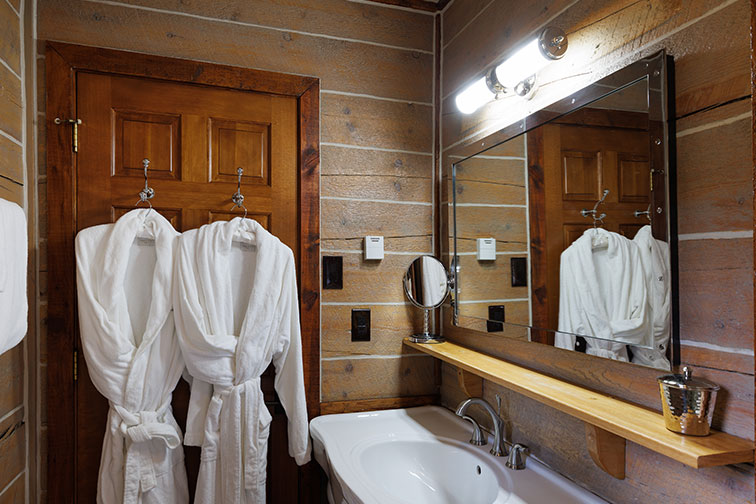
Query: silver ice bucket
[{"left": 657, "top": 366, "right": 719, "bottom": 436}]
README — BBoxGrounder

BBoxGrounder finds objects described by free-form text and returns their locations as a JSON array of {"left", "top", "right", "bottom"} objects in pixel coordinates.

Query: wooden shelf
[{"left": 405, "top": 339, "right": 754, "bottom": 474}]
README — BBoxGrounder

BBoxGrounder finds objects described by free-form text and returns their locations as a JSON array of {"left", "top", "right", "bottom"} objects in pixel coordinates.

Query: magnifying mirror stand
[{"left": 409, "top": 308, "right": 445, "bottom": 344}]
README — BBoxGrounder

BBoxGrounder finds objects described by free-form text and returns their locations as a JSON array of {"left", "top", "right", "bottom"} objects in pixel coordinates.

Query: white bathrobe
[
  {"left": 629, "top": 225, "right": 671, "bottom": 369},
  {"left": 556, "top": 228, "right": 652, "bottom": 360},
  {"left": 0, "top": 198, "right": 27, "bottom": 355},
  {"left": 173, "top": 217, "right": 311, "bottom": 504},
  {"left": 75, "top": 209, "right": 188, "bottom": 504}
]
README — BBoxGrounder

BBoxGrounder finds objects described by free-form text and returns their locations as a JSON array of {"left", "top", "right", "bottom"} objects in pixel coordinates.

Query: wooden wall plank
[
  {"left": 0, "top": 345, "right": 24, "bottom": 418},
  {"left": 455, "top": 206, "right": 527, "bottom": 244},
  {"left": 322, "top": 95, "right": 433, "bottom": 152},
  {"left": 441, "top": 0, "right": 493, "bottom": 48},
  {"left": 0, "top": 180, "right": 23, "bottom": 208},
  {"left": 321, "top": 253, "right": 418, "bottom": 303},
  {"left": 456, "top": 255, "right": 529, "bottom": 301},
  {"left": 678, "top": 239, "right": 753, "bottom": 350},
  {"left": 0, "top": 63, "right": 22, "bottom": 142},
  {"left": 0, "top": 137, "right": 23, "bottom": 185},
  {"left": 321, "top": 355, "right": 437, "bottom": 401},
  {"left": 323, "top": 174, "right": 432, "bottom": 202},
  {"left": 322, "top": 236, "right": 432, "bottom": 254},
  {"left": 37, "top": 0, "right": 434, "bottom": 102},
  {"left": 0, "top": 409, "right": 25, "bottom": 492},
  {"left": 0, "top": 474, "right": 25, "bottom": 504},
  {"left": 112, "top": 0, "right": 435, "bottom": 51},
  {"left": 321, "top": 145, "right": 432, "bottom": 178},
  {"left": 321, "top": 199, "right": 432, "bottom": 241},
  {"left": 0, "top": 0, "right": 21, "bottom": 75},
  {"left": 676, "top": 101, "right": 752, "bottom": 234},
  {"left": 322, "top": 305, "right": 422, "bottom": 357}
]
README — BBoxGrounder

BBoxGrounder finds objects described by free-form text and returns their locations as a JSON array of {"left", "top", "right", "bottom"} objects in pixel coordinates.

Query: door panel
[{"left": 75, "top": 71, "right": 299, "bottom": 502}]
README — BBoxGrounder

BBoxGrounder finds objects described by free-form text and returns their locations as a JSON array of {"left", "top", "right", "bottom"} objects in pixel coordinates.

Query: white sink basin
[{"left": 310, "top": 406, "right": 607, "bottom": 504}]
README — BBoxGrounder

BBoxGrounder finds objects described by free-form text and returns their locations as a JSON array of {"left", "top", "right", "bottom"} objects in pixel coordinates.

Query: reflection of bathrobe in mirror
[
  {"left": 75, "top": 209, "right": 188, "bottom": 504},
  {"left": 629, "top": 225, "right": 671, "bottom": 369},
  {"left": 0, "top": 198, "right": 27, "bottom": 356},
  {"left": 174, "top": 218, "right": 310, "bottom": 504},
  {"left": 421, "top": 256, "right": 447, "bottom": 306},
  {"left": 555, "top": 228, "right": 652, "bottom": 361}
]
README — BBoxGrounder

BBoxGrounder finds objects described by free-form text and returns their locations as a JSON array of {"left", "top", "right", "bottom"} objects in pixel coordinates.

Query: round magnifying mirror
[{"left": 403, "top": 256, "right": 450, "bottom": 344}]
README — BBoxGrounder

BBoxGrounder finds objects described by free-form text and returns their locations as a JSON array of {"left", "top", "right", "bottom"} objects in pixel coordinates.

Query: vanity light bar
[{"left": 455, "top": 27, "right": 568, "bottom": 114}]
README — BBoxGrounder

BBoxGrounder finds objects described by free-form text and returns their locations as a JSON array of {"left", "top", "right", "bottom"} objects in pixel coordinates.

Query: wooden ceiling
[{"left": 365, "top": 0, "right": 450, "bottom": 12}]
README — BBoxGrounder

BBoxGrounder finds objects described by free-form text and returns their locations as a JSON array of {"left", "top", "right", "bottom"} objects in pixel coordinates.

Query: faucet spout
[{"left": 455, "top": 397, "right": 508, "bottom": 457}]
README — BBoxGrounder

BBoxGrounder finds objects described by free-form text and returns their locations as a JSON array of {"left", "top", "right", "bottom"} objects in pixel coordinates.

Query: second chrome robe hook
[
  {"left": 231, "top": 167, "right": 248, "bottom": 218},
  {"left": 135, "top": 158, "right": 155, "bottom": 211}
]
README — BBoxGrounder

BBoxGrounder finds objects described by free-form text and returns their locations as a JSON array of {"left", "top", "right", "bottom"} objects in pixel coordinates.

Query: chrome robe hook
[
  {"left": 231, "top": 167, "right": 248, "bottom": 218},
  {"left": 135, "top": 158, "right": 155, "bottom": 210}
]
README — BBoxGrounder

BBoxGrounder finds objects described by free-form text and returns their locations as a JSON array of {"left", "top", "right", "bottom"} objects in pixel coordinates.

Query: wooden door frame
[{"left": 45, "top": 42, "right": 321, "bottom": 501}]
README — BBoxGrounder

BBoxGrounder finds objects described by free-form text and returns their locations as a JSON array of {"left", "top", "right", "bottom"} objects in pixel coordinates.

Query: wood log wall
[
  {"left": 35, "top": 0, "right": 439, "bottom": 496},
  {"left": 439, "top": 0, "right": 754, "bottom": 502},
  {"left": 0, "top": 0, "right": 38, "bottom": 502}
]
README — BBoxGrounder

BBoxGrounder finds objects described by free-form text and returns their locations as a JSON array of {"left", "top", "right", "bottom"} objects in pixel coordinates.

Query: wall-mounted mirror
[
  {"left": 404, "top": 256, "right": 451, "bottom": 344},
  {"left": 448, "top": 51, "right": 676, "bottom": 370}
]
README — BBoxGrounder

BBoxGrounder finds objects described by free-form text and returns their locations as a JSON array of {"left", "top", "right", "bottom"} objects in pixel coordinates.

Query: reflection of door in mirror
[{"left": 528, "top": 105, "right": 658, "bottom": 347}]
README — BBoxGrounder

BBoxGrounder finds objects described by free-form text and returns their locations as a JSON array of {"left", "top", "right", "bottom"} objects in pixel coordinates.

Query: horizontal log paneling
[
  {"left": 676, "top": 101, "right": 752, "bottom": 234},
  {"left": 322, "top": 174, "right": 432, "bottom": 202},
  {"left": 321, "top": 145, "right": 432, "bottom": 178},
  {"left": 456, "top": 255, "right": 529, "bottom": 301},
  {"left": 454, "top": 316, "right": 530, "bottom": 340},
  {"left": 319, "top": 394, "right": 437, "bottom": 414},
  {"left": 457, "top": 300, "right": 530, "bottom": 326},
  {"left": 321, "top": 355, "right": 437, "bottom": 401},
  {"left": 0, "top": 475, "right": 25, "bottom": 504},
  {"left": 321, "top": 236, "right": 432, "bottom": 253},
  {"left": 453, "top": 180, "right": 526, "bottom": 206},
  {"left": 0, "top": 137, "right": 23, "bottom": 185},
  {"left": 0, "top": 180, "right": 23, "bottom": 208},
  {"left": 0, "top": 409, "right": 25, "bottom": 492},
  {"left": 0, "top": 63, "right": 22, "bottom": 142},
  {"left": 441, "top": 0, "right": 492, "bottom": 48},
  {"left": 678, "top": 238, "right": 753, "bottom": 350},
  {"left": 37, "top": 0, "right": 434, "bottom": 102},
  {"left": 321, "top": 253, "right": 418, "bottom": 304},
  {"left": 322, "top": 305, "right": 422, "bottom": 357},
  {"left": 322, "top": 94, "right": 433, "bottom": 152},
  {"left": 0, "top": 346, "right": 24, "bottom": 418},
  {"left": 321, "top": 199, "right": 432, "bottom": 241},
  {"left": 0, "top": 0, "right": 20, "bottom": 76},
  {"left": 111, "top": 0, "right": 434, "bottom": 51},
  {"left": 455, "top": 206, "right": 527, "bottom": 243}
]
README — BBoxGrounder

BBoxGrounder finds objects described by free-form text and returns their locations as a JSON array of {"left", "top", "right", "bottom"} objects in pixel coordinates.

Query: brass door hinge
[
  {"left": 73, "top": 349, "right": 78, "bottom": 381},
  {"left": 54, "top": 118, "right": 82, "bottom": 153}
]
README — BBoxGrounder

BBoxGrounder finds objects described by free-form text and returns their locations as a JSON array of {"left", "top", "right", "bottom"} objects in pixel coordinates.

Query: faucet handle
[
  {"left": 505, "top": 443, "right": 528, "bottom": 470},
  {"left": 461, "top": 415, "right": 487, "bottom": 446}
]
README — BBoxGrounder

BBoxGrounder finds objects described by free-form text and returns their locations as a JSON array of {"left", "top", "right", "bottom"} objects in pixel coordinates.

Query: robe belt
[
  {"left": 214, "top": 377, "right": 271, "bottom": 504},
  {"left": 112, "top": 402, "right": 182, "bottom": 504}
]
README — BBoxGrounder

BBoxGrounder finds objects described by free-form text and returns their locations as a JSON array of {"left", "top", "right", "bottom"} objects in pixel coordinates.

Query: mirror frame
[{"left": 443, "top": 50, "right": 679, "bottom": 367}]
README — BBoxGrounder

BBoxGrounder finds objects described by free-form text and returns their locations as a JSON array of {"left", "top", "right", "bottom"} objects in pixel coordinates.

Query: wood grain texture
[
  {"left": 456, "top": 255, "right": 529, "bottom": 301},
  {"left": 319, "top": 394, "right": 438, "bottom": 414},
  {"left": 323, "top": 174, "right": 432, "bottom": 202},
  {"left": 0, "top": 345, "right": 24, "bottom": 419},
  {"left": 111, "top": 0, "right": 435, "bottom": 51},
  {"left": 0, "top": 0, "right": 21, "bottom": 75},
  {"left": 38, "top": 0, "right": 433, "bottom": 102},
  {"left": 322, "top": 94, "right": 433, "bottom": 152},
  {"left": 321, "top": 199, "right": 432, "bottom": 241},
  {"left": 441, "top": 0, "right": 493, "bottom": 47},
  {"left": 409, "top": 339, "right": 754, "bottom": 468},
  {"left": 0, "top": 62, "right": 22, "bottom": 142},
  {"left": 0, "top": 474, "right": 25, "bottom": 504},
  {"left": 0, "top": 136, "right": 23, "bottom": 186},
  {"left": 322, "top": 305, "right": 422, "bottom": 357},
  {"left": 440, "top": 362, "right": 754, "bottom": 504},
  {"left": 321, "top": 253, "right": 420, "bottom": 303},
  {"left": 0, "top": 409, "right": 25, "bottom": 492},
  {"left": 321, "top": 355, "right": 438, "bottom": 401},
  {"left": 585, "top": 423, "right": 626, "bottom": 479},
  {"left": 321, "top": 145, "right": 432, "bottom": 178},
  {"left": 676, "top": 101, "right": 752, "bottom": 234}
]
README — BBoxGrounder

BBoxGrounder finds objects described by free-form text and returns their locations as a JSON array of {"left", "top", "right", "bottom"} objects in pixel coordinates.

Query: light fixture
[{"left": 455, "top": 27, "right": 568, "bottom": 114}]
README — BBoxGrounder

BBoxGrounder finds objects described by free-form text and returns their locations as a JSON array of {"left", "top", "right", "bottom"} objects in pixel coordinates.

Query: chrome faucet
[{"left": 455, "top": 397, "right": 508, "bottom": 457}]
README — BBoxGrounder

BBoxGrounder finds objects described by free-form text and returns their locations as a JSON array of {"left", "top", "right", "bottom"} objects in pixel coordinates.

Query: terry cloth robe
[
  {"left": 630, "top": 225, "right": 671, "bottom": 369},
  {"left": 75, "top": 209, "right": 188, "bottom": 504},
  {"left": 555, "top": 228, "right": 652, "bottom": 361},
  {"left": 174, "top": 218, "right": 311, "bottom": 504},
  {"left": 0, "top": 198, "right": 27, "bottom": 355}
]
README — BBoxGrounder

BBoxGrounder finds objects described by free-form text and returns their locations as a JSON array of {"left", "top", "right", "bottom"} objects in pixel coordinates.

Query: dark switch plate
[
  {"left": 323, "top": 256, "right": 343, "bottom": 289},
  {"left": 351, "top": 309, "right": 371, "bottom": 342},
  {"left": 511, "top": 257, "right": 528, "bottom": 287},
  {"left": 487, "top": 305, "right": 505, "bottom": 332}
]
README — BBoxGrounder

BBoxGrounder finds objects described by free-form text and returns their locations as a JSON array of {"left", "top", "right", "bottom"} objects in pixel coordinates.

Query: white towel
[{"left": 0, "top": 198, "right": 27, "bottom": 355}]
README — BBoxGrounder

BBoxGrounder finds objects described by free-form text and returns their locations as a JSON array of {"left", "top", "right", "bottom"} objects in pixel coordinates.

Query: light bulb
[
  {"left": 455, "top": 76, "right": 494, "bottom": 114},
  {"left": 494, "top": 39, "right": 550, "bottom": 89}
]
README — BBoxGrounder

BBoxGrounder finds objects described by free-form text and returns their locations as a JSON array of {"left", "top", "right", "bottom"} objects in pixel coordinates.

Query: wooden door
[
  {"left": 74, "top": 71, "right": 298, "bottom": 502},
  {"left": 529, "top": 111, "right": 655, "bottom": 339}
]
